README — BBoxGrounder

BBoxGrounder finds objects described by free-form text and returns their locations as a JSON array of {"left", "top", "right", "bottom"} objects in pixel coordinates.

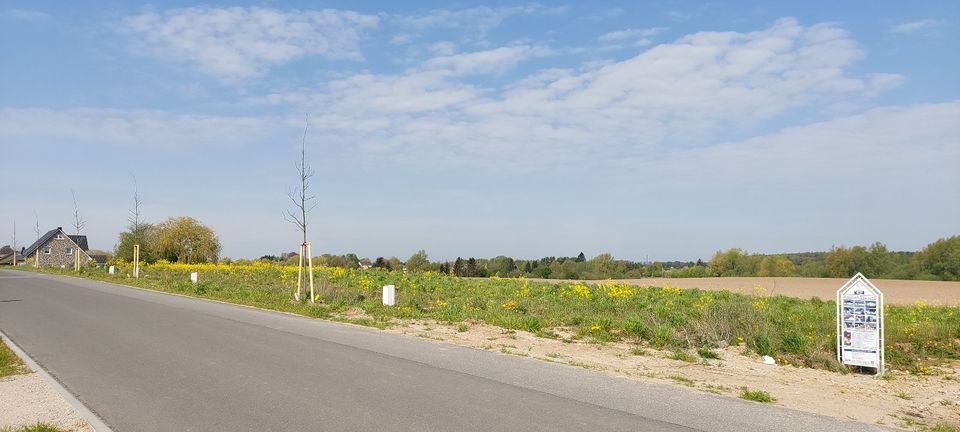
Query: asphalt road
[{"left": 0, "top": 270, "right": 891, "bottom": 432}]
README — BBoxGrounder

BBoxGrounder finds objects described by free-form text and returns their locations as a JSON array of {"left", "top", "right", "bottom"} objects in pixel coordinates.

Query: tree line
[{"left": 249, "top": 236, "right": 958, "bottom": 281}]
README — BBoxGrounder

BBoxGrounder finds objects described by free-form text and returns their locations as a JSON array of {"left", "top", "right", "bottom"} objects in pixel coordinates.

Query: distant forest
[{"left": 255, "top": 235, "right": 959, "bottom": 282}]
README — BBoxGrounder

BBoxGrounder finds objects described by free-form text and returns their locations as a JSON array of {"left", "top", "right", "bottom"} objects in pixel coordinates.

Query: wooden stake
[
  {"left": 295, "top": 244, "right": 304, "bottom": 302},
  {"left": 306, "top": 242, "right": 314, "bottom": 303},
  {"left": 133, "top": 244, "right": 140, "bottom": 278}
]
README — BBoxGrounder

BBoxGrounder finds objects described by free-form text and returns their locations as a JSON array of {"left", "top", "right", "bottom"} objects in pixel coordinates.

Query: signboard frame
[{"left": 836, "top": 273, "right": 884, "bottom": 375}]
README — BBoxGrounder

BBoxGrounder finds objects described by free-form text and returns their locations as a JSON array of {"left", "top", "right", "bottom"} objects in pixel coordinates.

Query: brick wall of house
[{"left": 35, "top": 235, "right": 91, "bottom": 267}]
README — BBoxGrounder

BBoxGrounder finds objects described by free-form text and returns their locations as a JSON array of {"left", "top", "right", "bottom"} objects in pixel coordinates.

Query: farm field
[
  {"left": 18, "top": 263, "right": 960, "bottom": 372},
  {"left": 572, "top": 277, "right": 960, "bottom": 306},
  {"left": 13, "top": 264, "right": 960, "bottom": 429}
]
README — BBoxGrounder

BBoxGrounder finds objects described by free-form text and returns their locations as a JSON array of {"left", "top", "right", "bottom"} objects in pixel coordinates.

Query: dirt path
[
  {"left": 531, "top": 277, "right": 960, "bottom": 306},
  {"left": 365, "top": 315, "right": 960, "bottom": 431}
]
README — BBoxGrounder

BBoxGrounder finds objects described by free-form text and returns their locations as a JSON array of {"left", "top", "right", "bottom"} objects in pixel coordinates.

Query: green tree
[
  {"left": 913, "top": 236, "right": 960, "bottom": 281},
  {"left": 756, "top": 255, "right": 796, "bottom": 277},
  {"left": 575, "top": 252, "right": 586, "bottom": 263},
  {"left": 453, "top": 257, "right": 464, "bottom": 276},
  {"left": 488, "top": 255, "right": 516, "bottom": 276},
  {"left": 406, "top": 250, "right": 429, "bottom": 272},
  {"left": 153, "top": 217, "right": 221, "bottom": 264},
  {"left": 115, "top": 223, "right": 157, "bottom": 263}
]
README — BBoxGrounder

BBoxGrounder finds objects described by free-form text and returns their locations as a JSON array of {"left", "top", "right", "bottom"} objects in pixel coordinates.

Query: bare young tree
[
  {"left": 10, "top": 220, "right": 16, "bottom": 251},
  {"left": 71, "top": 189, "right": 87, "bottom": 235},
  {"left": 129, "top": 174, "right": 143, "bottom": 231},
  {"left": 283, "top": 115, "right": 317, "bottom": 302},
  {"left": 283, "top": 115, "right": 316, "bottom": 244},
  {"left": 33, "top": 210, "right": 40, "bottom": 241}
]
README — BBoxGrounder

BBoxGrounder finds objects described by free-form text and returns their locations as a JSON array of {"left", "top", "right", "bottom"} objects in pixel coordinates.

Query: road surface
[{"left": 0, "top": 270, "right": 891, "bottom": 431}]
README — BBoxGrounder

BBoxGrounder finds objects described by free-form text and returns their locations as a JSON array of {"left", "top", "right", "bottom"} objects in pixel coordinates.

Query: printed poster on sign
[{"left": 836, "top": 273, "right": 884, "bottom": 374}]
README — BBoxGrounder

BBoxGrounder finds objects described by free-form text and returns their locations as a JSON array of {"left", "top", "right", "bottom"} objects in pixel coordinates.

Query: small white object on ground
[
  {"left": 108, "top": 266, "right": 114, "bottom": 274},
  {"left": 762, "top": 355, "right": 776, "bottom": 365},
  {"left": 190, "top": 272, "right": 198, "bottom": 283},
  {"left": 382, "top": 285, "right": 396, "bottom": 306}
]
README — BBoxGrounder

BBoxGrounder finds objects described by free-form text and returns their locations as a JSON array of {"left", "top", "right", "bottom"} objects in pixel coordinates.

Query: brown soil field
[{"left": 580, "top": 277, "right": 960, "bottom": 306}]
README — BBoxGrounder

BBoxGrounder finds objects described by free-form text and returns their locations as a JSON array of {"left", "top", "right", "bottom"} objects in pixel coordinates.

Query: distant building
[
  {"left": 21, "top": 227, "right": 93, "bottom": 267},
  {"left": 0, "top": 246, "right": 24, "bottom": 265}
]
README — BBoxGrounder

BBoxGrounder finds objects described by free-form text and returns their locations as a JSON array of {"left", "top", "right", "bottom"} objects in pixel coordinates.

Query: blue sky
[{"left": 1, "top": 1, "right": 958, "bottom": 261}]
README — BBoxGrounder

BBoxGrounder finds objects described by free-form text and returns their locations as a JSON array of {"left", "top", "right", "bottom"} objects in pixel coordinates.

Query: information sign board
[{"left": 836, "top": 273, "right": 884, "bottom": 374}]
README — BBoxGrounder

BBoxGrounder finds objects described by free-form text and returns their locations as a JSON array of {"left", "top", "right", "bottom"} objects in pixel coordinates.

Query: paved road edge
[{"left": 0, "top": 328, "right": 115, "bottom": 432}]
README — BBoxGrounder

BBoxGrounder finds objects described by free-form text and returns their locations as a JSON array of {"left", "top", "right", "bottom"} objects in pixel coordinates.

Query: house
[
  {"left": 21, "top": 227, "right": 93, "bottom": 267},
  {"left": 0, "top": 245, "right": 24, "bottom": 265}
]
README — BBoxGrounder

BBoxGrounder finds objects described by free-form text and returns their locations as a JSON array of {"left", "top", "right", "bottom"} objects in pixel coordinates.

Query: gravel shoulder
[
  {"left": 0, "top": 337, "right": 93, "bottom": 432},
  {"left": 346, "top": 311, "right": 960, "bottom": 431}
]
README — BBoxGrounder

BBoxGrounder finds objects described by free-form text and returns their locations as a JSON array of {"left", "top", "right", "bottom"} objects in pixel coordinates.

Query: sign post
[{"left": 836, "top": 273, "right": 884, "bottom": 375}]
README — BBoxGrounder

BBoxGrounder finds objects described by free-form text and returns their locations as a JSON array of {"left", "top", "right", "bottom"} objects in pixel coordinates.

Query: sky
[{"left": 1, "top": 1, "right": 958, "bottom": 262}]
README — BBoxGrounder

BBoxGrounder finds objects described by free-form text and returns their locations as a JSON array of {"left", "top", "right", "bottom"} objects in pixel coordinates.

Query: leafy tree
[
  {"left": 406, "top": 250, "right": 429, "bottom": 272},
  {"left": 756, "top": 256, "right": 796, "bottom": 277},
  {"left": 488, "top": 255, "right": 516, "bottom": 276},
  {"left": 575, "top": 252, "right": 586, "bottom": 263},
  {"left": 153, "top": 217, "right": 221, "bottom": 264},
  {"left": 373, "top": 257, "right": 387, "bottom": 269},
  {"left": 452, "top": 257, "right": 464, "bottom": 276},
  {"left": 388, "top": 256, "right": 403, "bottom": 270},
  {"left": 115, "top": 223, "right": 157, "bottom": 263},
  {"left": 466, "top": 257, "right": 478, "bottom": 277},
  {"left": 913, "top": 236, "right": 960, "bottom": 281}
]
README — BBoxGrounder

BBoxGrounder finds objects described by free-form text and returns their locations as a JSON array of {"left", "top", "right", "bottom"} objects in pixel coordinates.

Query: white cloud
[
  {"left": 598, "top": 27, "right": 663, "bottom": 42},
  {"left": 119, "top": 7, "right": 379, "bottom": 80},
  {"left": 253, "top": 18, "right": 903, "bottom": 168},
  {"left": 394, "top": 5, "right": 539, "bottom": 31},
  {"left": 422, "top": 45, "right": 552, "bottom": 75},
  {"left": 889, "top": 19, "right": 944, "bottom": 34},
  {"left": 631, "top": 101, "right": 960, "bottom": 187},
  {"left": 3, "top": 8, "right": 51, "bottom": 22},
  {"left": 0, "top": 108, "right": 280, "bottom": 149}
]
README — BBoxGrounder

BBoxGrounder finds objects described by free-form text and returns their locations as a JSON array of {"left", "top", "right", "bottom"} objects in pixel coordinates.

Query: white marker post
[
  {"left": 382, "top": 285, "right": 396, "bottom": 306},
  {"left": 190, "top": 272, "right": 198, "bottom": 283},
  {"left": 837, "top": 273, "right": 884, "bottom": 375},
  {"left": 108, "top": 265, "right": 115, "bottom": 275}
]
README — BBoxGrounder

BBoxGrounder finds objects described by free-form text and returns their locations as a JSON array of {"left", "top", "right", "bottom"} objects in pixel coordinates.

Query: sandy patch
[
  {"left": 369, "top": 317, "right": 960, "bottom": 430},
  {"left": 0, "top": 372, "right": 93, "bottom": 432}
]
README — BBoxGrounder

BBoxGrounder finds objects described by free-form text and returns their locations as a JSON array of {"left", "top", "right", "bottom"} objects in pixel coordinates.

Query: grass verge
[
  {"left": 739, "top": 388, "right": 776, "bottom": 403},
  {"left": 0, "top": 424, "right": 67, "bottom": 432},
  {"left": 0, "top": 336, "right": 30, "bottom": 378}
]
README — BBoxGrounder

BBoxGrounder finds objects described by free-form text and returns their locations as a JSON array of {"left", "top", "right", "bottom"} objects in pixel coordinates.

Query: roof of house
[
  {"left": 0, "top": 251, "right": 23, "bottom": 265},
  {"left": 21, "top": 227, "right": 90, "bottom": 256}
]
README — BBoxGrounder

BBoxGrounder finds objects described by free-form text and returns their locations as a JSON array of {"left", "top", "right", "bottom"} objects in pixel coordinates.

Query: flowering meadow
[{"left": 26, "top": 261, "right": 959, "bottom": 373}]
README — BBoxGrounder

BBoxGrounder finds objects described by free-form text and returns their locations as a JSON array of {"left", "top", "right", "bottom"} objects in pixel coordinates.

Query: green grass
[
  {"left": 697, "top": 348, "right": 721, "bottom": 360},
  {"left": 668, "top": 375, "right": 695, "bottom": 386},
  {"left": 18, "top": 263, "right": 960, "bottom": 374},
  {"left": 456, "top": 324, "right": 469, "bottom": 333},
  {"left": 0, "top": 423, "right": 68, "bottom": 432},
  {"left": 670, "top": 349, "right": 697, "bottom": 363},
  {"left": 895, "top": 391, "right": 913, "bottom": 400},
  {"left": 0, "top": 337, "right": 30, "bottom": 378},
  {"left": 927, "top": 423, "right": 960, "bottom": 432},
  {"left": 739, "top": 388, "right": 776, "bottom": 403}
]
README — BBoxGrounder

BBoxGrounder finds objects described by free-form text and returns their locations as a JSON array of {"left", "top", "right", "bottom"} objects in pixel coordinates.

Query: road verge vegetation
[
  {"left": 1, "top": 337, "right": 30, "bottom": 378},
  {"left": 19, "top": 262, "right": 960, "bottom": 374}
]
